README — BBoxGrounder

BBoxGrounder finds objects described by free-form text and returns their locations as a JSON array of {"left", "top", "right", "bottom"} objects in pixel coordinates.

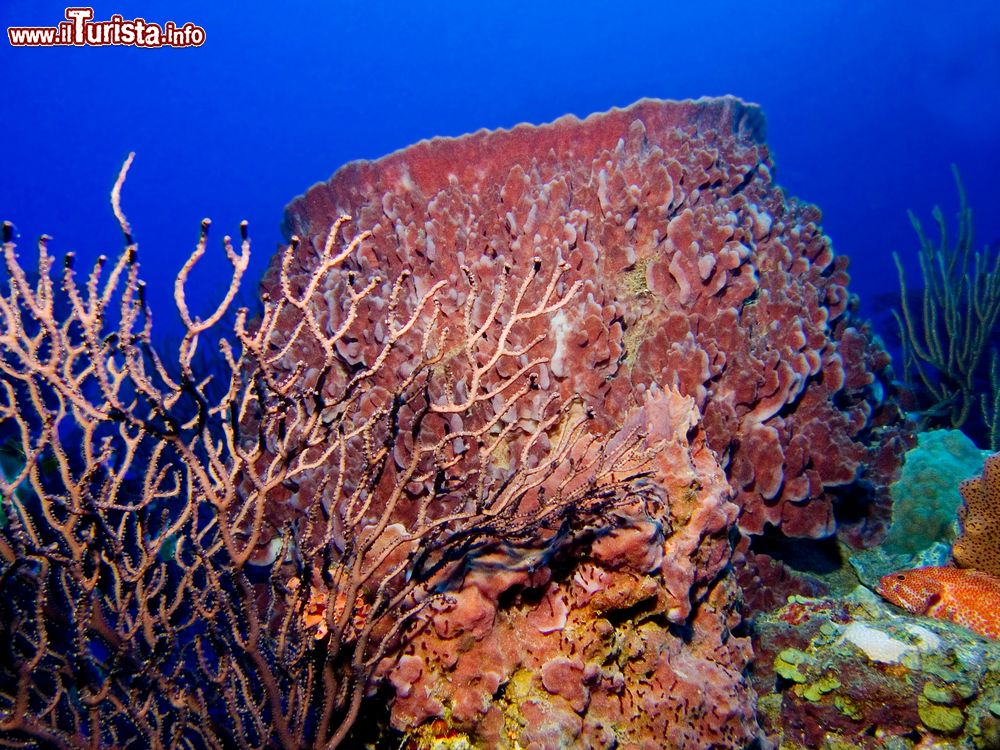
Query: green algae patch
[
  {"left": 924, "top": 662, "right": 961, "bottom": 684},
  {"left": 952, "top": 679, "right": 977, "bottom": 701},
  {"left": 918, "top": 695, "right": 965, "bottom": 734},
  {"left": 774, "top": 648, "right": 809, "bottom": 683},
  {"left": 922, "top": 663, "right": 977, "bottom": 700},
  {"left": 835, "top": 695, "right": 864, "bottom": 720},
  {"left": 819, "top": 621, "right": 840, "bottom": 638},
  {"left": 923, "top": 681, "right": 959, "bottom": 705},
  {"left": 801, "top": 674, "right": 841, "bottom": 702}
]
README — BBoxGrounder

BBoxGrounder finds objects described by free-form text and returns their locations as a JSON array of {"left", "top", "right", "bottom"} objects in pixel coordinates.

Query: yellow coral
[{"left": 953, "top": 452, "right": 1000, "bottom": 575}]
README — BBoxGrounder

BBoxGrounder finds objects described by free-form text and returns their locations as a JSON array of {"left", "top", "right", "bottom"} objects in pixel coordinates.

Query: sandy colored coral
[{"left": 954, "top": 451, "right": 1000, "bottom": 575}]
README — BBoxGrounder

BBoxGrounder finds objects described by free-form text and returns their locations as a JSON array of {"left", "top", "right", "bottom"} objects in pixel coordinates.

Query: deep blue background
[{"left": 2, "top": 0, "right": 999, "bottom": 343}]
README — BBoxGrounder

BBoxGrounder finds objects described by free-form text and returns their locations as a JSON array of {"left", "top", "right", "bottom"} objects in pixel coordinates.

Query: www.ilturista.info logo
[{"left": 7, "top": 7, "right": 206, "bottom": 48}]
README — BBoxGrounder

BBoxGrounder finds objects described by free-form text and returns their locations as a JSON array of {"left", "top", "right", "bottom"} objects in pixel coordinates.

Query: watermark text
[{"left": 8, "top": 7, "right": 205, "bottom": 48}]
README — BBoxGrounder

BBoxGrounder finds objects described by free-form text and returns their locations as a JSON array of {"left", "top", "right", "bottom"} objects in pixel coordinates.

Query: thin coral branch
[
  {"left": 0, "top": 157, "right": 651, "bottom": 749},
  {"left": 893, "top": 164, "right": 1000, "bottom": 441},
  {"left": 983, "top": 351, "right": 1000, "bottom": 451}
]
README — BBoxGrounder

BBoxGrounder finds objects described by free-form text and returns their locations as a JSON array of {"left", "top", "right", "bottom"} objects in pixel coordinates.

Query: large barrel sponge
[
  {"left": 263, "top": 95, "right": 914, "bottom": 749},
  {"left": 276, "top": 96, "right": 910, "bottom": 545}
]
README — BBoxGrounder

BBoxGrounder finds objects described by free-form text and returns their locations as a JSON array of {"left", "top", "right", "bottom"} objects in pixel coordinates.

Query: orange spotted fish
[{"left": 877, "top": 566, "right": 1000, "bottom": 640}]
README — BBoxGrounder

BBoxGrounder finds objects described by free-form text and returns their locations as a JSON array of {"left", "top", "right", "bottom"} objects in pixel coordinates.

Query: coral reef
[
  {"left": 271, "top": 96, "right": 911, "bottom": 744},
  {"left": 279, "top": 96, "right": 909, "bottom": 545},
  {"left": 753, "top": 588, "right": 1000, "bottom": 749},
  {"left": 0, "top": 163, "right": 653, "bottom": 747},
  {"left": 954, "top": 451, "right": 1000, "bottom": 575},
  {"left": 0, "top": 95, "right": 930, "bottom": 748}
]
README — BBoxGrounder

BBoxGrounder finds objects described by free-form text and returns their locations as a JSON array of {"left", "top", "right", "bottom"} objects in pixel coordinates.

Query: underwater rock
[
  {"left": 270, "top": 96, "right": 911, "bottom": 746},
  {"left": 753, "top": 587, "right": 1000, "bottom": 749}
]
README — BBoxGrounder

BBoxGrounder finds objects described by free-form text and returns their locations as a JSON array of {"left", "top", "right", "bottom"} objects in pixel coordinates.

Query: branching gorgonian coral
[
  {"left": 0, "top": 155, "right": 653, "bottom": 749},
  {"left": 893, "top": 165, "right": 1000, "bottom": 447}
]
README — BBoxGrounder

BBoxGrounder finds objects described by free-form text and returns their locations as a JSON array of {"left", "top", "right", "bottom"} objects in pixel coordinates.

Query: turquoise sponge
[{"left": 882, "top": 429, "right": 989, "bottom": 556}]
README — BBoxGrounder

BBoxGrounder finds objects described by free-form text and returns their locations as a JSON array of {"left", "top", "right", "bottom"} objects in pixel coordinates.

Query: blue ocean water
[
  {"left": 3, "top": 5, "right": 1000, "bottom": 747},
  {"left": 1, "top": 0, "right": 999, "bottom": 342}
]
